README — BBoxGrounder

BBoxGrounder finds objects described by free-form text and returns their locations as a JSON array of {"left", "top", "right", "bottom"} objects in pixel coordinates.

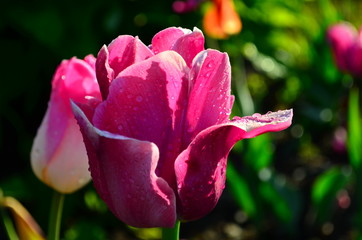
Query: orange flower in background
[{"left": 203, "top": 0, "right": 242, "bottom": 39}]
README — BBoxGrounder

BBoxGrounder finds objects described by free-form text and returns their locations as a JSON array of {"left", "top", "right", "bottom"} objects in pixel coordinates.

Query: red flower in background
[{"left": 327, "top": 22, "right": 362, "bottom": 77}]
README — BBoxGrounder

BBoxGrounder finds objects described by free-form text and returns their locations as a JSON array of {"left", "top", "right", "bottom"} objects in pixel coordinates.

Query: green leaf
[
  {"left": 348, "top": 88, "right": 362, "bottom": 169},
  {"left": 311, "top": 167, "right": 350, "bottom": 223},
  {"left": 245, "top": 134, "right": 273, "bottom": 171},
  {"left": 259, "top": 180, "right": 292, "bottom": 223},
  {"left": 226, "top": 162, "right": 257, "bottom": 218}
]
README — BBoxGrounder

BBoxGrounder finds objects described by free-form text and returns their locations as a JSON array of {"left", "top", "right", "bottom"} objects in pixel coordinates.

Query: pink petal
[
  {"left": 93, "top": 51, "right": 189, "bottom": 188},
  {"left": 327, "top": 23, "right": 357, "bottom": 72},
  {"left": 47, "top": 58, "right": 99, "bottom": 165},
  {"left": 84, "top": 54, "right": 96, "bottom": 67},
  {"left": 347, "top": 30, "right": 362, "bottom": 77},
  {"left": 72, "top": 102, "right": 177, "bottom": 228},
  {"left": 31, "top": 56, "right": 99, "bottom": 193},
  {"left": 151, "top": 27, "right": 205, "bottom": 67},
  {"left": 175, "top": 109, "right": 293, "bottom": 221},
  {"left": 185, "top": 49, "right": 232, "bottom": 143},
  {"left": 172, "top": 27, "right": 205, "bottom": 67},
  {"left": 95, "top": 46, "right": 114, "bottom": 100},
  {"left": 31, "top": 109, "right": 90, "bottom": 193},
  {"left": 96, "top": 36, "right": 153, "bottom": 99},
  {"left": 151, "top": 27, "right": 190, "bottom": 54},
  {"left": 108, "top": 35, "right": 154, "bottom": 75}
]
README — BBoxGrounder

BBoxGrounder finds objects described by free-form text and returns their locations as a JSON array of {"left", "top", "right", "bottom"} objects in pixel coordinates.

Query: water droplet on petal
[
  {"left": 136, "top": 96, "right": 143, "bottom": 102},
  {"left": 78, "top": 178, "right": 86, "bottom": 184}
]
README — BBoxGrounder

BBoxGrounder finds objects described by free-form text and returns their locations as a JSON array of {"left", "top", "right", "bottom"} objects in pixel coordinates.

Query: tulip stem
[
  {"left": 0, "top": 205, "right": 18, "bottom": 240},
  {"left": 162, "top": 220, "right": 180, "bottom": 240},
  {"left": 48, "top": 191, "right": 65, "bottom": 240}
]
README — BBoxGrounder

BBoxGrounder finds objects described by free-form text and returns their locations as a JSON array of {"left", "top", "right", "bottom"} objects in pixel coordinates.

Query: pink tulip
[
  {"left": 346, "top": 29, "right": 362, "bottom": 77},
  {"left": 31, "top": 55, "right": 101, "bottom": 194},
  {"left": 172, "top": 0, "right": 203, "bottom": 13},
  {"left": 71, "top": 27, "right": 293, "bottom": 228},
  {"left": 327, "top": 22, "right": 362, "bottom": 77}
]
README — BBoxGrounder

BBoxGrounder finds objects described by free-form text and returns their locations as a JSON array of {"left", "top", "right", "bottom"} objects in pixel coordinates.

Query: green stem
[
  {"left": 47, "top": 191, "right": 65, "bottom": 240},
  {"left": 162, "top": 220, "right": 180, "bottom": 240},
  {"left": 0, "top": 207, "right": 19, "bottom": 240}
]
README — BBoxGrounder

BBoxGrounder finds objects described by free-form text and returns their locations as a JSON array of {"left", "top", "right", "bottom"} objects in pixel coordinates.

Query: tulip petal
[
  {"left": 175, "top": 109, "right": 293, "bottom": 220},
  {"left": 96, "top": 36, "right": 153, "bottom": 99},
  {"left": 47, "top": 58, "right": 99, "bottom": 159},
  {"left": 72, "top": 102, "right": 177, "bottom": 228},
  {"left": 2, "top": 196, "right": 45, "bottom": 240},
  {"left": 172, "top": 27, "right": 205, "bottom": 67},
  {"left": 31, "top": 57, "right": 99, "bottom": 193},
  {"left": 95, "top": 46, "right": 114, "bottom": 100},
  {"left": 347, "top": 31, "right": 362, "bottom": 77},
  {"left": 31, "top": 108, "right": 91, "bottom": 193},
  {"left": 185, "top": 49, "right": 232, "bottom": 142},
  {"left": 151, "top": 27, "right": 191, "bottom": 54},
  {"left": 327, "top": 23, "right": 357, "bottom": 72},
  {"left": 93, "top": 51, "right": 189, "bottom": 187}
]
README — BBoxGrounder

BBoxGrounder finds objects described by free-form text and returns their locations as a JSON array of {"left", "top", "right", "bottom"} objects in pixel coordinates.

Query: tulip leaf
[
  {"left": 245, "top": 134, "right": 273, "bottom": 171},
  {"left": 259, "top": 179, "right": 292, "bottom": 224},
  {"left": 226, "top": 162, "right": 258, "bottom": 219},
  {"left": 311, "top": 167, "right": 350, "bottom": 224},
  {"left": 348, "top": 88, "right": 362, "bottom": 169},
  {"left": 64, "top": 220, "right": 107, "bottom": 240}
]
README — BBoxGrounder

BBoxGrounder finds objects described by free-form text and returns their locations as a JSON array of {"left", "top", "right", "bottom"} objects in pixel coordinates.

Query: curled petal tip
[{"left": 232, "top": 109, "right": 293, "bottom": 132}]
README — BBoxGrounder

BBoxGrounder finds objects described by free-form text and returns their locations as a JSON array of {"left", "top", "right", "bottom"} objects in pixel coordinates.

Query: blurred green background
[{"left": 2, "top": 0, "right": 362, "bottom": 239}]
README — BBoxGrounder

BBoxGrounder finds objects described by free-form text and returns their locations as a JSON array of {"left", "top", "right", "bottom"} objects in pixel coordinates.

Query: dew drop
[
  {"left": 136, "top": 96, "right": 143, "bottom": 102},
  {"left": 207, "top": 62, "right": 213, "bottom": 68},
  {"left": 78, "top": 178, "right": 86, "bottom": 184}
]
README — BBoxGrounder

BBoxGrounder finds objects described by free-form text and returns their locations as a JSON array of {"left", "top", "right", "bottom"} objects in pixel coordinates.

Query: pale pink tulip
[
  {"left": 72, "top": 27, "right": 293, "bottom": 227},
  {"left": 31, "top": 55, "right": 101, "bottom": 193}
]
